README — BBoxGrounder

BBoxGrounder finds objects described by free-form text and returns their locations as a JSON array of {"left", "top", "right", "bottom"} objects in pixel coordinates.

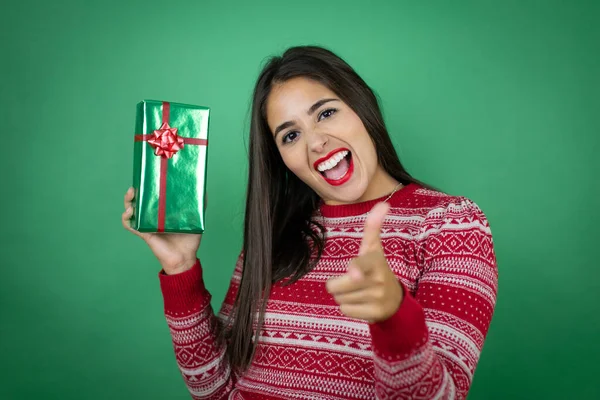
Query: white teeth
[{"left": 317, "top": 151, "right": 349, "bottom": 172}]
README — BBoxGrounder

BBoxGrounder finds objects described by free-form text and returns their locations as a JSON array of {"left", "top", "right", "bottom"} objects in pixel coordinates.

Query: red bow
[{"left": 147, "top": 122, "right": 185, "bottom": 159}]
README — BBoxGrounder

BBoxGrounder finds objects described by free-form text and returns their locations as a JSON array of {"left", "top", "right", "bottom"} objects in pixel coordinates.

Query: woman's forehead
[{"left": 267, "top": 78, "right": 336, "bottom": 118}]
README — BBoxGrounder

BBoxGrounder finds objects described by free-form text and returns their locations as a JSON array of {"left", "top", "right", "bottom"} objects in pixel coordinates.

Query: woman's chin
[{"left": 321, "top": 185, "right": 368, "bottom": 205}]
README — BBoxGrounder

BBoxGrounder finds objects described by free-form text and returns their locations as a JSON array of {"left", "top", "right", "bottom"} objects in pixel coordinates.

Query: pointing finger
[
  {"left": 351, "top": 252, "right": 380, "bottom": 276},
  {"left": 359, "top": 202, "right": 390, "bottom": 256}
]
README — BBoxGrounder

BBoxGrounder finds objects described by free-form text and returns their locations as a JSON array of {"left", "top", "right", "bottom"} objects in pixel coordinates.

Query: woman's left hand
[{"left": 326, "top": 202, "right": 404, "bottom": 323}]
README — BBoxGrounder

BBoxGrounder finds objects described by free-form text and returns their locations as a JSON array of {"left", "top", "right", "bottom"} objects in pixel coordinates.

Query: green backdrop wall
[{"left": 2, "top": 0, "right": 598, "bottom": 399}]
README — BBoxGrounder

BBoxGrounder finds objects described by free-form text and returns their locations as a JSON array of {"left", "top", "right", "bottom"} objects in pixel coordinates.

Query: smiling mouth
[{"left": 314, "top": 149, "right": 354, "bottom": 186}]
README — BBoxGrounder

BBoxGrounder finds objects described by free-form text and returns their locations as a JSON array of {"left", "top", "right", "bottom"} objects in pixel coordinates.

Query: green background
[{"left": 2, "top": 0, "right": 598, "bottom": 399}]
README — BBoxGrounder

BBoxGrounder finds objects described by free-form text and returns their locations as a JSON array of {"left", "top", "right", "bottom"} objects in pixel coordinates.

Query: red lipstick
[
  {"left": 313, "top": 148, "right": 349, "bottom": 170},
  {"left": 313, "top": 148, "right": 354, "bottom": 186}
]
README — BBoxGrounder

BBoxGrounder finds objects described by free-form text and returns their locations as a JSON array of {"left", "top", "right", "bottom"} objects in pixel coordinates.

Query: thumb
[
  {"left": 348, "top": 262, "right": 364, "bottom": 281},
  {"left": 359, "top": 202, "right": 390, "bottom": 256}
]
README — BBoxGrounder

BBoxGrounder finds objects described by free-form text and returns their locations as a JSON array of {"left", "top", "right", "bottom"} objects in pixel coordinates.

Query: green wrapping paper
[{"left": 130, "top": 100, "right": 210, "bottom": 233}]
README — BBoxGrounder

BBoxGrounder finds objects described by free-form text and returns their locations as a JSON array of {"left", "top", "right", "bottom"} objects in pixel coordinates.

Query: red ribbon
[
  {"left": 134, "top": 102, "right": 208, "bottom": 232},
  {"left": 147, "top": 122, "right": 184, "bottom": 159}
]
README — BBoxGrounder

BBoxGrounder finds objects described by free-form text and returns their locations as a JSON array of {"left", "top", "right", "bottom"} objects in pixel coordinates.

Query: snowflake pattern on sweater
[{"left": 158, "top": 184, "right": 498, "bottom": 399}]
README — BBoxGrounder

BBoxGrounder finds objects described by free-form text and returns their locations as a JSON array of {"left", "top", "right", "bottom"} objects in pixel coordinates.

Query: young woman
[{"left": 122, "top": 46, "right": 498, "bottom": 400}]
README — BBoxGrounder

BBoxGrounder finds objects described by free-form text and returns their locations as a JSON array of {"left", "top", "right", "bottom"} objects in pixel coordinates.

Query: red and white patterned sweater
[{"left": 158, "top": 183, "right": 498, "bottom": 399}]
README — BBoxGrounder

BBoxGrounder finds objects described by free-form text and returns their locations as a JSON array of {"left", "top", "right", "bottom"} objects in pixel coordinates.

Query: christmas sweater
[{"left": 158, "top": 183, "right": 498, "bottom": 399}]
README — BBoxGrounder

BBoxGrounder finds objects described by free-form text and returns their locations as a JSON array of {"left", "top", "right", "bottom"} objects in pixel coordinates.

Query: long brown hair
[{"left": 220, "top": 45, "right": 432, "bottom": 373}]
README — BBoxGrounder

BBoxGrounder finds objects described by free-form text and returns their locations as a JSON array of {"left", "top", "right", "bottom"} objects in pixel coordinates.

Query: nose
[{"left": 307, "top": 131, "right": 329, "bottom": 153}]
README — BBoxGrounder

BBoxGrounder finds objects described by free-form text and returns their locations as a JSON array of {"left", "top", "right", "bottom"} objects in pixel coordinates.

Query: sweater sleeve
[
  {"left": 158, "top": 253, "right": 243, "bottom": 400},
  {"left": 369, "top": 197, "right": 498, "bottom": 400}
]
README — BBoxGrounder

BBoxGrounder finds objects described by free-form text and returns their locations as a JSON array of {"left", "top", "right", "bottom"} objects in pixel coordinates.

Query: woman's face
[{"left": 266, "top": 77, "right": 391, "bottom": 205}]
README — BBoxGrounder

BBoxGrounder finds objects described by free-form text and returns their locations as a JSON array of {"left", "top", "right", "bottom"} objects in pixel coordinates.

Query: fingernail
[
  {"left": 127, "top": 207, "right": 132, "bottom": 213},
  {"left": 349, "top": 268, "right": 362, "bottom": 281}
]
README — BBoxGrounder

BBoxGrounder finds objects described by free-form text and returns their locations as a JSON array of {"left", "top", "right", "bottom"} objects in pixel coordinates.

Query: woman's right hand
[{"left": 121, "top": 187, "right": 202, "bottom": 275}]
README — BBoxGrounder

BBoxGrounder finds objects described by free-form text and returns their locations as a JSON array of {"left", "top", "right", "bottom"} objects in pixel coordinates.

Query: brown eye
[
  {"left": 282, "top": 131, "right": 299, "bottom": 144},
  {"left": 318, "top": 108, "right": 337, "bottom": 121}
]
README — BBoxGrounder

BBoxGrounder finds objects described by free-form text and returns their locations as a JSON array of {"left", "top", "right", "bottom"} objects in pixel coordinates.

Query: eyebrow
[{"left": 273, "top": 98, "right": 339, "bottom": 137}]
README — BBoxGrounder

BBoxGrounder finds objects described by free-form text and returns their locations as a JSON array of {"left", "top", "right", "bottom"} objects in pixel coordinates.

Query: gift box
[{"left": 130, "top": 100, "right": 210, "bottom": 233}]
